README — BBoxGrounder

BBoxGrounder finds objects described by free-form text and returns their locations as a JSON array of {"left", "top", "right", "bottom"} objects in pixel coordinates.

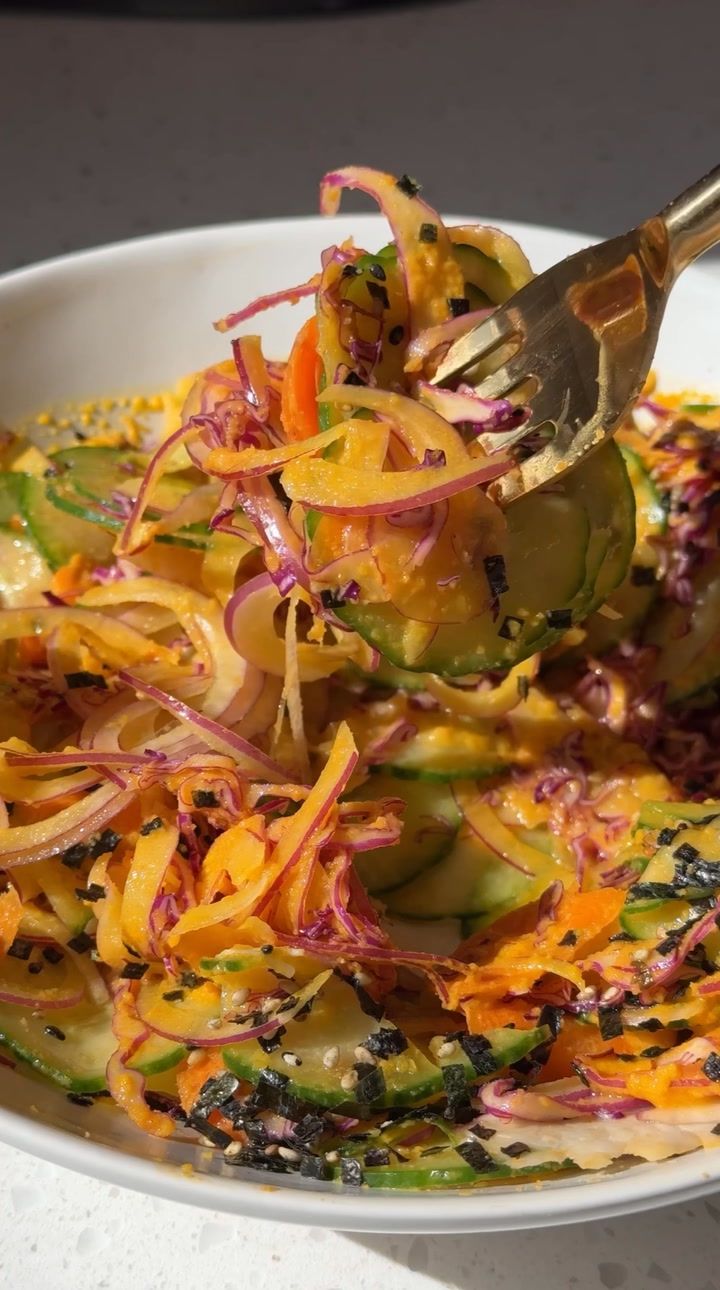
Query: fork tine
[
  {"left": 431, "top": 309, "right": 518, "bottom": 385},
  {"left": 471, "top": 354, "right": 531, "bottom": 403}
]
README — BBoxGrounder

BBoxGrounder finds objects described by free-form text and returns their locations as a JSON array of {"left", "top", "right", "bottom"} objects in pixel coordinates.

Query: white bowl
[{"left": 0, "top": 214, "right": 719, "bottom": 1233}]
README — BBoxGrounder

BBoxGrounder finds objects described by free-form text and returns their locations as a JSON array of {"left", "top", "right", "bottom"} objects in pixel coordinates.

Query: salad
[{"left": 1, "top": 166, "right": 720, "bottom": 1192}]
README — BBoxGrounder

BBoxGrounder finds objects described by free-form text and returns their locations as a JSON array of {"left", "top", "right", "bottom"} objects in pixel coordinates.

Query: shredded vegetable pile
[{"left": 3, "top": 167, "right": 720, "bottom": 1190}]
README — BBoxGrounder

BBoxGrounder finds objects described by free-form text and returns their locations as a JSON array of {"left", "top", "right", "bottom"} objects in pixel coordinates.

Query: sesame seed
[
  {"left": 206, "top": 1017, "right": 222, "bottom": 1029},
  {"left": 354, "top": 970, "right": 372, "bottom": 987},
  {"left": 231, "top": 988, "right": 249, "bottom": 1007},
  {"left": 323, "top": 1046, "right": 340, "bottom": 1070},
  {"left": 325, "top": 1150, "right": 340, "bottom": 1164},
  {"left": 353, "top": 1045, "right": 376, "bottom": 1064},
  {"left": 632, "top": 949, "right": 650, "bottom": 964},
  {"left": 600, "top": 988, "right": 618, "bottom": 1002},
  {"left": 340, "top": 1071, "right": 358, "bottom": 1092},
  {"left": 278, "top": 1146, "right": 301, "bottom": 1163},
  {"left": 264, "top": 1144, "right": 278, "bottom": 1157},
  {"left": 437, "top": 1041, "right": 457, "bottom": 1059},
  {"left": 282, "top": 1052, "right": 302, "bottom": 1067},
  {"left": 577, "top": 986, "right": 597, "bottom": 1001},
  {"left": 187, "top": 1050, "right": 204, "bottom": 1066},
  {"left": 224, "top": 1141, "right": 243, "bottom": 1158}
]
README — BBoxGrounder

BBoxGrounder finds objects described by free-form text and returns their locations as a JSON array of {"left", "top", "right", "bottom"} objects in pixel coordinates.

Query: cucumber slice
[
  {"left": 584, "top": 446, "right": 665, "bottom": 652},
  {"left": 644, "top": 562, "right": 720, "bottom": 701},
  {"left": 339, "top": 488, "right": 589, "bottom": 675},
  {"left": 375, "top": 716, "right": 511, "bottom": 781},
  {"left": 636, "top": 799, "right": 720, "bottom": 830},
  {"left": 21, "top": 475, "right": 113, "bottom": 569},
  {"left": 223, "top": 976, "right": 442, "bottom": 1109},
  {"left": 384, "top": 824, "right": 558, "bottom": 923},
  {"left": 0, "top": 1000, "right": 184, "bottom": 1093},
  {"left": 352, "top": 775, "right": 461, "bottom": 894},
  {"left": 337, "top": 443, "right": 633, "bottom": 676},
  {"left": 45, "top": 446, "right": 212, "bottom": 551},
  {"left": 448, "top": 226, "right": 533, "bottom": 304}
]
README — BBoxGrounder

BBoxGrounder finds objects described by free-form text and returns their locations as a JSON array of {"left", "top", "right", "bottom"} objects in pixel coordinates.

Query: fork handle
[{"left": 661, "top": 163, "right": 720, "bottom": 276}]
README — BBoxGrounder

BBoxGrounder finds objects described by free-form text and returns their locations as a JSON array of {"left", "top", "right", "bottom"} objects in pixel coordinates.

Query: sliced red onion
[
  {"left": 214, "top": 275, "right": 320, "bottom": 334},
  {"left": 117, "top": 670, "right": 286, "bottom": 782},
  {"left": 535, "top": 880, "right": 564, "bottom": 934},
  {"left": 0, "top": 782, "right": 134, "bottom": 867}
]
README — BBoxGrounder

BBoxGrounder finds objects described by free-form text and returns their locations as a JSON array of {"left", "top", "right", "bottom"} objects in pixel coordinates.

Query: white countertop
[
  {"left": 2, "top": 3, "right": 720, "bottom": 1286},
  {"left": 2, "top": 1142, "right": 720, "bottom": 1290}
]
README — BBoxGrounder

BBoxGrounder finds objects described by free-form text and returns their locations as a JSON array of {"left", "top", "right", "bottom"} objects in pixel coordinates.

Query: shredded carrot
[
  {"left": 50, "top": 553, "right": 95, "bottom": 602},
  {"left": 280, "top": 315, "right": 321, "bottom": 441}
]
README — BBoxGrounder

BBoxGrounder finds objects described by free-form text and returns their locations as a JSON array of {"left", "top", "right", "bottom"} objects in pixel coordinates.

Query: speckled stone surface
[
  {"left": 2, "top": 3, "right": 720, "bottom": 1285},
  {"left": 1, "top": 1144, "right": 720, "bottom": 1289}
]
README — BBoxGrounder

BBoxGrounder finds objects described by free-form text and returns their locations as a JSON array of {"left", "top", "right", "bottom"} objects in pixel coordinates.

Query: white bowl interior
[{"left": 0, "top": 214, "right": 719, "bottom": 1231}]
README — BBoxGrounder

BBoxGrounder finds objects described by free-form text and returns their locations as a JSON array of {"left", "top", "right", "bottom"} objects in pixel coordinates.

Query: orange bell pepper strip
[{"left": 281, "top": 316, "right": 322, "bottom": 442}]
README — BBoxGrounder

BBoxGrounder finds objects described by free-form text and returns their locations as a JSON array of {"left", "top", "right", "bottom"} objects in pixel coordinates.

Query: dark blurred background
[{"left": 1, "top": 0, "right": 719, "bottom": 271}]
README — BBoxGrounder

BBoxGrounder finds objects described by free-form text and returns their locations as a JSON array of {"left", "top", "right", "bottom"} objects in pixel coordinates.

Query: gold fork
[{"left": 432, "top": 165, "right": 720, "bottom": 503}]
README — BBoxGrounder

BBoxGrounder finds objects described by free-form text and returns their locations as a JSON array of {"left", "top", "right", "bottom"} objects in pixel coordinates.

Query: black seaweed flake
[
  {"left": 64, "top": 671, "right": 108, "bottom": 690},
  {"left": 456, "top": 1139, "right": 498, "bottom": 1173},
  {"left": 258, "top": 1027, "right": 286, "bottom": 1055},
  {"left": 626, "top": 882, "right": 677, "bottom": 902},
  {"left": 343, "top": 370, "right": 366, "bottom": 387},
  {"left": 27, "top": 961, "right": 43, "bottom": 976},
  {"left": 498, "top": 615, "right": 524, "bottom": 641},
  {"left": 299, "top": 1154, "right": 329, "bottom": 1181},
  {"left": 291, "top": 1115, "right": 326, "bottom": 1147},
  {"left": 674, "top": 841, "right": 700, "bottom": 864},
  {"left": 340, "top": 1157, "right": 364, "bottom": 1187},
  {"left": 67, "top": 932, "right": 93, "bottom": 955},
  {"left": 7, "top": 939, "right": 32, "bottom": 961},
  {"left": 703, "top": 1052, "right": 720, "bottom": 1083},
  {"left": 74, "top": 883, "right": 106, "bottom": 903},
  {"left": 187, "top": 1112, "right": 233, "bottom": 1149},
  {"left": 162, "top": 988, "right": 185, "bottom": 1002},
  {"left": 470, "top": 1122, "right": 497, "bottom": 1141},
  {"left": 419, "top": 222, "right": 438, "bottom": 243},
  {"left": 517, "top": 674, "right": 530, "bottom": 701},
  {"left": 641, "top": 1046, "right": 667, "bottom": 1058},
  {"left": 483, "top": 554, "right": 509, "bottom": 598},
  {"left": 637, "top": 1018, "right": 664, "bottom": 1032},
  {"left": 42, "top": 946, "right": 64, "bottom": 965},
  {"left": 195, "top": 1072, "right": 240, "bottom": 1113},
  {"left": 260, "top": 944, "right": 274, "bottom": 955},
  {"left": 139, "top": 816, "right": 164, "bottom": 836},
  {"left": 364, "top": 1147, "right": 390, "bottom": 1167},
  {"left": 558, "top": 929, "right": 578, "bottom": 947},
  {"left": 192, "top": 789, "right": 218, "bottom": 809},
  {"left": 43, "top": 1025, "right": 66, "bottom": 1041},
  {"left": 354, "top": 1062, "right": 386, "bottom": 1104},
  {"left": 337, "top": 970, "right": 385, "bottom": 1021},
  {"left": 598, "top": 1006, "right": 623, "bottom": 1041},
  {"left": 396, "top": 174, "right": 421, "bottom": 198},
  {"left": 61, "top": 842, "right": 88, "bottom": 869},
  {"left": 501, "top": 1141, "right": 531, "bottom": 1158},
  {"left": 447, "top": 297, "right": 470, "bottom": 318},
  {"left": 630, "top": 565, "right": 656, "bottom": 586},
  {"left": 89, "top": 829, "right": 121, "bottom": 859},
  {"left": 657, "top": 827, "right": 679, "bottom": 847},
  {"left": 180, "top": 970, "right": 209, "bottom": 990},
  {"left": 442, "top": 1063, "right": 473, "bottom": 1123},
  {"left": 608, "top": 931, "right": 634, "bottom": 943},
  {"left": 119, "top": 961, "right": 148, "bottom": 980},
  {"left": 388, "top": 324, "right": 405, "bottom": 346},
  {"left": 363, "top": 1027, "right": 408, "bottom": 1059},
  {"left": 67, "top": 1093, "right": 94, "bottom": 1107},
  {"left": 369, "top": 262, "right": 387, "bottom": 282},
  {"left": 712, "top": 1124, "right": 720, "bottom": 1136},
  {"left": 366, "top": 280, "right": 390, "bottom": 310},
  {"left": 538, "top": 1005, "right": 564, "bottom": 1038},
  {"left": 459, "top": 1034, "right": 497, "bottom": 1077},
  {"left": 341, "top": 263, "right": 361, "bottom": 278},
  {"left": 545, "top": 608, "right": 572, "bottom": 630}
]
